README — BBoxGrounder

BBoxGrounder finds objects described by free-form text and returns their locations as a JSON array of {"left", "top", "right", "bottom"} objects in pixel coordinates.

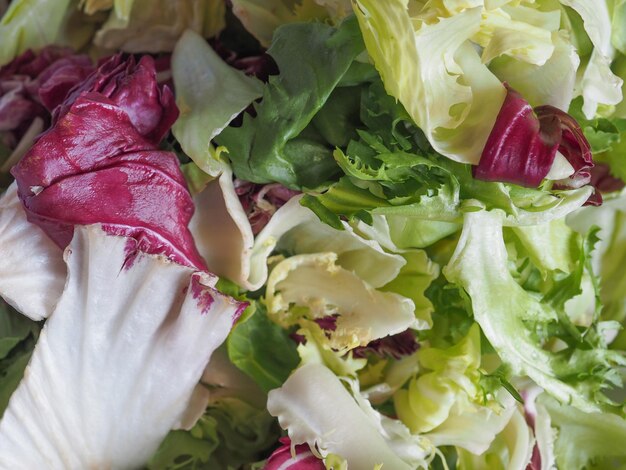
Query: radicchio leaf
[
  {"left": 234, "top": 179, "right": 300, "bottom": 234},
  {"left": 475, "top": 85, "right": 600, "bottom": 204},
  {"left": 352, "top": 330, "right": 419, "bottom": 360},
  {"left": 53, "top": 54, "right": 178, "bottom": 144},
  {"left": 12, "top": 54, "right": 205, "bottom": 270},
  {"left": 474, "top": 86, "right": 561, "bottom": 187},
  {"left": 0, "top": 47, "right": 93, "bottom": 149},
  {"left": 264, "top": 438, "right": 325, "bottom": 470}
]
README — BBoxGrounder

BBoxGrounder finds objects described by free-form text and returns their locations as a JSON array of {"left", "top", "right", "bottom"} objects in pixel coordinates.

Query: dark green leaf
[
  {"left": 217, "top": 16, "right": 365, "bottom": 189},
  {"left": 227, "top": 307, "right": 299, "bottom": 392}
]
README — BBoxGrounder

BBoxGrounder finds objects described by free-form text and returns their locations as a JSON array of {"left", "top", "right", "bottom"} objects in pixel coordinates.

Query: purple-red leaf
[
  {"left": 234, "top": 179, "right": 300, "bottom": 235},
  {"left": 12, "top": 55, "right": 205, "bottom": 270},
  {"left": 54, "top": 54, "right": 178, "bottom": 144},
  {"left": 264, "top": 438, "right": 325, "bottom": 470},
  {"left": 474, "top": 86, "right": 561, "bottom": 187},
  {"left": 0, "top": 47, "right": 93, "bottom": 148},
  {"left": 353, "top": 330, "right": 419, "bottom": 360},
  {"left": 475, "top": 85, "right": 599, "bottom": 204}
]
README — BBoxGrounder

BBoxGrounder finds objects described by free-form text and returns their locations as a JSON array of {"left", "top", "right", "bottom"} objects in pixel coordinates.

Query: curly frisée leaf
[
  {"left": 443, "top": 209, "right": 625, "bottom": 412},
  {"left": 0, "top": 226, "right": 244, "bottom": 468}
]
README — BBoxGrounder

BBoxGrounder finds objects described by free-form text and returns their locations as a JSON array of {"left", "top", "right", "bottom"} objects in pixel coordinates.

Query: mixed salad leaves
[{"left": 0, "top": 0, "right": 626, "bottom": 469}]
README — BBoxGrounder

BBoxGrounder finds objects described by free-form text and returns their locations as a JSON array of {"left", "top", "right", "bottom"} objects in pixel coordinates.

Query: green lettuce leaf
[
  {"left": 540, "top": 393, "right": 626, "bottom": 469},
  {"left": 148, "top": 397, "right": 279, "bottom": 470},
  {"left": 227, "top": 304, "right": 300, "bottom": 393},
  {"left": 171, "top": 29, "right": 263, "bottom": 177},
  {"left": 216, "top": 17, "right": 364, "bottom": 189},
  {"left": 0, "top": 302, "right": 39, "bottom": 417},
  {"left": 0, "top": 0, "right": 72, "bottom": 66},
  {"left": 353, "top": 0, "right": 506, "bottom": 165},
  {"left": 443, "top": 209, "right": 625, "bottom": 412}
]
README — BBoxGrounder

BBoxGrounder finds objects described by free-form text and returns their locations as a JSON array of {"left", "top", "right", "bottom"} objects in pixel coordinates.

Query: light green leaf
[
  {"left": 540, "top": 393, "right": 626, "bottom": 469},
  {"left": 489, "top": 31, "right": 579, "bottom": 110},
  {"left": 0, "top": 0, "right": 72, "bottom": 66},
  {"left": 353, "top": 0, "right": 506, "bottom": 164},
  {"left": 172, "top": 30, "right": 263, "bottom": 177},
  {"left": 382, "top": 250, "right": 439, "bottom": 327},
  {"left": 443, "top": 210, "right": 624, "bottom": 412}
]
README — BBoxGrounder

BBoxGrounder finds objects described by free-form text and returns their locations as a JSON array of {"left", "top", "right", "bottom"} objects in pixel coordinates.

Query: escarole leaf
[
  {"left": 560, "top": 0, "right": 623, "bottom": 118},
  {"left": 267, "top": 363, "right": 430, "bottom": 469},
  {"left": 443, "top": 209, "right": 625, "bottom": 412},
  {"left": 353, "top": 0, "right": 506, "bottom": 165},
  {"left": 265, "top": 252, "right": 421, "bottom": 351},
  {"left": 216, "top": 16, "right": 364, "bottom": 189}
]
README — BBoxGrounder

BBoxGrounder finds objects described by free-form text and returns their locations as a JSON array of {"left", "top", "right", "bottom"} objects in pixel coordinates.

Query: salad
[{"left": 0, "top": 0, "right": 625, "bottom": 468}]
